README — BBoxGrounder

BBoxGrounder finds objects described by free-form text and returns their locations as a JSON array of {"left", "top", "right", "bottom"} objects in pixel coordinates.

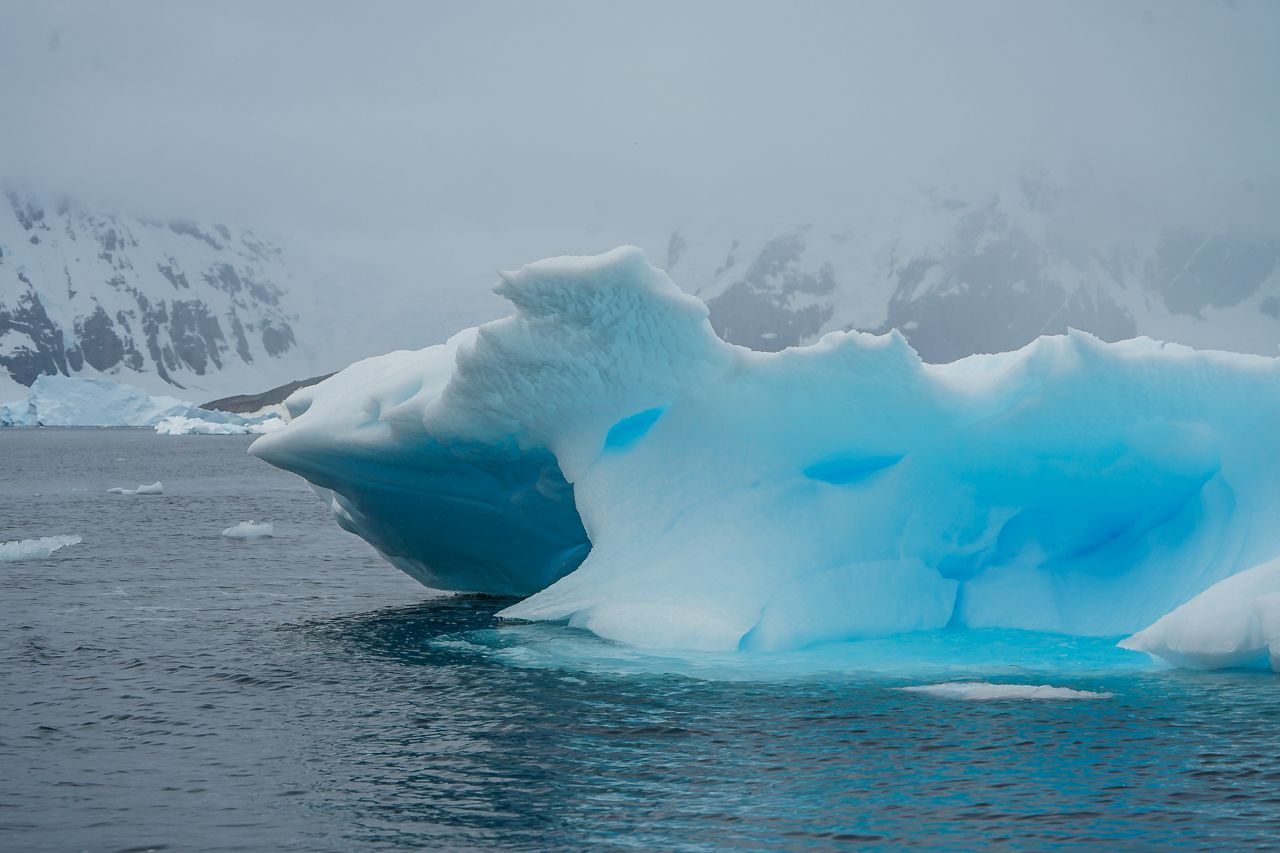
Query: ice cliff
[
  {"left": 0, "top": 374, "right": 279, "bottom": 430},
  {"left": 250, "top": 247, "right": 1280, "bottom": 655}
]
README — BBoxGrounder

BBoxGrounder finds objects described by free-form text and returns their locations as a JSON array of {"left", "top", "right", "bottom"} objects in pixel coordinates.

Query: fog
[{"left": 2, "top": 0, "right": 1278, "bottom": 333}]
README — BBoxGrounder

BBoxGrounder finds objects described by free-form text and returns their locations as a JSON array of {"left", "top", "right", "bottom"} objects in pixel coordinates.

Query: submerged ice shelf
[{"left": 250, "top": 247, "right": 1280, "bottom": 662}]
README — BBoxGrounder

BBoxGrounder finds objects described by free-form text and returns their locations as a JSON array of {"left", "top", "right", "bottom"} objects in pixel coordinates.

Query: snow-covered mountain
[
  {"left": 0, "top": 188, "right": 399, "bottom": 401},
  {"left": 669, "top": 175, "right": 1280, "bottom": 362},
  {"left": 6, "top": 174, "right": 1277, "bottom": 405}
]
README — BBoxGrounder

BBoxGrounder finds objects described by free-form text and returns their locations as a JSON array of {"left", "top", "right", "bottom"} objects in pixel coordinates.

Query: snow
[
  {"left": 107, "top": 482, "right": 164, "bottom": 496},
  {"left": 896, "top": 682, "right": 1112, "bottom": 701},
  {"left": 1119, "top": 557, "right": 1280, "bottom": 672},
  {"left": 221, "top": 521, "right": 274, "bottom": 540},
  {"left": 155, "top": 415, "right": 285, "bottom": 435},
  {"left": 0, "top": 375, "right": 282, "bottom": 430},
  {"left": 251, "top": 246, "right": 1280, "bottom": 653},
  {"left": 0, "top": 535, "right": 81, "bottom": 563}
]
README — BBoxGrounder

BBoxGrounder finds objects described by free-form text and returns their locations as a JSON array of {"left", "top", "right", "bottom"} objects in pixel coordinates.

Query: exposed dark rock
[
  {"left": 230, "top": 311, "right": 253, "bottom": 363},
  {"left": 169, "top": 300, "right": 226, "bottom": 373},
  {"left": 77, "top": 305, "right": 125, "bottom": 371},
  {"left": 666, "top": 230, "right": 687, "bottom": 269},
  {"left": 7, "top": 192, "right": 46, "bottom": 231},
  {"left": 168, "top": 220, "right": 223, "bottom": 250},
  {"left": 1149, "top": 229, "right": 1279, "bottom": 317},
  {"left": 260, "top": 320, "right": 295, "bottom": 356},
  {"left": 157, "top": 261, "right": 189, "bottom": 290},
  {"left": 202, "top": 373, "right": 333, "bottom": 413},
  {"left": 0, "top": 273, "right": 68, "bottom": 385},
  {"left": 204, "top": 263, "right": 241, "bottom": 294},
  {"left": 707, "top": 229, "right": 836, "bottom": 351},
  {"left": 869, "top": 204, "right": 1137, "bottom": 362}
]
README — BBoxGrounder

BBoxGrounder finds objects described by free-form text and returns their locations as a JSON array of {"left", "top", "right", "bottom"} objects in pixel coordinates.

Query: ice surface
[
  {"left": 445, "top": 627, "right": 1150, "bottom": 682},
  {"left": 1120, "top": 557, "right": 1280, "bottom": 671},
  {"left": 221, "top": 521, "right": 274, "bottom": 540},
  {"left": 0, "top": 535, "right": 81, "bottom": 563},
  {"left": 107, "top": 482, "right": 164, "bottom": 496},
  {"left": 0, "top": 376, "right": 281, "bottom": 429},
  {"left": 251, "top": 246, "right": 1280, "bottom": 653},
  {"left": 896, "top": 682, "right": 1112, "bottom": 701},
  {"left": 155, "top": 415, "right": 285, "bottom": 435}
]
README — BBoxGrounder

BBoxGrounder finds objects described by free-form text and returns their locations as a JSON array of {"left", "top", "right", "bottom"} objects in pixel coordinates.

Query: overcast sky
[{"left": 2, "top": 0, "right": 1277, "bottom": 274}]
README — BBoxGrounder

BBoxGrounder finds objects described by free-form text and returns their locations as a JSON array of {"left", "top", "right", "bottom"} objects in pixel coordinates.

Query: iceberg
[
  {"left": 0, "top": 375, "right": 281, "bottom": 430},
  {"left": 221, "top": 521, "right": 275, "bottom": 540},
  {"left": 155, "top": 415, "right": 285, "bottom": 435},
  {"left": 250, "top": 247, "right": 1280, "bottom": 653},
  {"left": 0, "top": 535, "right": 81, "bottom": 563},
  {"left": 107, "top": 482, "right": 164, "bottom": 496},
  {"left": 1120, "top": 557, "right": 1280, "bottom": 672}
]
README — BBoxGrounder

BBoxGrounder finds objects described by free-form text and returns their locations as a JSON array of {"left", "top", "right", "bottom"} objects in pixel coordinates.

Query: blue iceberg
[{"left": 250, "top": 247, "right": 1280, "bottom": 658}]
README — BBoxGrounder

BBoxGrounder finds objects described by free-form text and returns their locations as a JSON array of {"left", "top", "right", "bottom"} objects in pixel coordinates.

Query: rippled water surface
[{"left": 3, "top": 429, "right": 1280, "bottom": 852}]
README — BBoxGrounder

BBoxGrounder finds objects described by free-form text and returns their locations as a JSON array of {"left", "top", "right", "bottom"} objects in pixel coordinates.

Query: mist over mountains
[
  {"left": 4, "top": 165, "right": 1278, "bottom": 401},
  {"left": 3, "top": 1, "right": 1277, "bottom": 399},
  {"left": 0, "top": 187, "right": 439, "bottom": 400},
  {"left": 680, "top": 171, "right": 1280, "bottom": 360}
]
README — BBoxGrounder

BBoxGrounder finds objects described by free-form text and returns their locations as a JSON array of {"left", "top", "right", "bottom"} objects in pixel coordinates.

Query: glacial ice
[
  {"left": 1120, "top": 557, "right": 1280, "bottom": 671},
  {"left": 0, "top": 375, "right": 280, "bottom": 430},
  {"left": 0, "top": 535, "right": 82, "bottom": 563},
  {"left": 895, "top": 683, "right": 1112, "bottom": 701},
  {"left": 250, "top": 246, "right": 1280, "bottom": 655},
  {"left": 221, "top": 521, "right": 275, "bottom": 540},
  {"left": 155, "top": 415, "right": 285, "bottom": 435},
  {"left": 108, "top": 482, "right": 164, "bottom": 496}
]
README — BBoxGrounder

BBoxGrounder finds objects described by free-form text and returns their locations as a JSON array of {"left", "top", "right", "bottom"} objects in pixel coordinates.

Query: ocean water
[{"left": 3, "top": 429, "right": 1280, "bottom": 852}]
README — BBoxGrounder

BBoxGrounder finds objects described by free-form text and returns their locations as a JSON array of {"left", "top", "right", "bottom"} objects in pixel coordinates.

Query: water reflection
[{"left": 299, "top": 595, "right": 518, "bottom": 666}]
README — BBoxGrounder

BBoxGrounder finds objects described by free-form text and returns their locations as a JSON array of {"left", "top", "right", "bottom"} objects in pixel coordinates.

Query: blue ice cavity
[
  {"left": 604, "top": 407, "right": 664, "bottom": 451},
  {"left": 803, "top": 452, "right": 904, "bottom": 485}
]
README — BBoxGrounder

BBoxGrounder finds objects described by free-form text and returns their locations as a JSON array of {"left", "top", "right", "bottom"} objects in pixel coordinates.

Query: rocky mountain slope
[
  {"left": 5, "top": 175, "right": 1276, "bottom": 406},
  {"left": 0, "top": 189, "right": 372, "bottom": 400},
  {"left": 670, "top": 176, "right": 1280, "bottom": 361}
]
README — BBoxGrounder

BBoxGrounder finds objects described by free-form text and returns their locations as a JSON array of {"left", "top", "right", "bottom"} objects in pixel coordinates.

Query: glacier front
[
  {"left": 250, "top": 247, "right": 1280, "bottom": 654},
  {"left": 0, "top": 375, "right": 280, "bottom": 430}
]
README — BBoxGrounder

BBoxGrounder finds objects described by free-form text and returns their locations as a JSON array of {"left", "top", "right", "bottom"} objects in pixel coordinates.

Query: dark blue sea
[{"left": 3, "top": 429, "right": 1279, "bottom": 852}]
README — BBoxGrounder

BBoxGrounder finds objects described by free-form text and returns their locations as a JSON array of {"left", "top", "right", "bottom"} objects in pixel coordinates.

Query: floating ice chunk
[
  {"left": 1119, "top": 557, "right": 1280, "bottom": 671},
  {"left": 155, "top": 415, "right": 285, "bottom": 435},
  {"left": 108, "top": 481, "right": 164, "bottom": 496},
  {"left": 896, "top": 682, "right": 1112, "bottom": 700},
  {"left": 0, "top": 535, "right": 82, "bottom": 562},
  {"left": 251, "top": 247, "right": 1280, "bottom": 653},
  {"left": 221, "top": 521, "right": 274, "bottom": 540}
]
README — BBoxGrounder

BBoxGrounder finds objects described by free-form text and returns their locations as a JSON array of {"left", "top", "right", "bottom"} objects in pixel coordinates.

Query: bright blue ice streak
[{"left": 603, "top": 406, "right": 664, "bottom": 450}]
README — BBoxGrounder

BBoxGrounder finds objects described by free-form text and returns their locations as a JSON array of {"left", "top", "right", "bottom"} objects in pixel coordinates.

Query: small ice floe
[
  {"left": 221, "top": 521, "right": 274, "bottom": 540},
  {"left": 896, "top": 682, "right": 1112, "bottom": 701},
  {"left": 107, "top": 481, "right": 164, "bottom": 495},
  {"left": 0, "top": 535, "right": 82, "bottom": 563}
]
